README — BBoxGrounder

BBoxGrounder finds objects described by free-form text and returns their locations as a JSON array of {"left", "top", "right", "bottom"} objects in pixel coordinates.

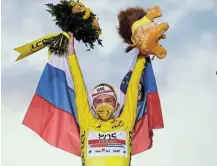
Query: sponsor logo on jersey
[{"left": 87, "top": 130, "right": 128, "bottom": 157}]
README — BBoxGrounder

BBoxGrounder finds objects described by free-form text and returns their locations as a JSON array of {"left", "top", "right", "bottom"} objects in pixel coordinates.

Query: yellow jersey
[{"left": 68, "top": 55, "right": 146, "bottom": 166}]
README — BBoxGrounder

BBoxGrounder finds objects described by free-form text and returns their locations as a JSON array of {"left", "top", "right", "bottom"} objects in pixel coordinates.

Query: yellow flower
[
  {"left": 77, "top": 2, "right": 85, "bottom": 7},
  {"left": 96, "top": 29, "right": 102, "bottom": 36},
  {"left": 70, "top": 0, "right": 76, "bottom": 6},
  {"left": 92, "top": 19, "right": 99, "bottom": 28},
  {"left": 77, "top": 2, "right": 86, "bottom": 11},
  {"left": 83, "top": 8, "right": 91, "bottom": 20},
  {"left": 72, "top": 2, "right": 85, "bottom": 13},
  {"left": 72, "top": 5, "right": 83, "bottom": 13}
]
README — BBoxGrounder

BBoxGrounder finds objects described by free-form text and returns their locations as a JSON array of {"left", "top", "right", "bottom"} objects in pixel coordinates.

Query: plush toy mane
[{"left": 117, "top": 7, "right": 147, "bottom": 46}]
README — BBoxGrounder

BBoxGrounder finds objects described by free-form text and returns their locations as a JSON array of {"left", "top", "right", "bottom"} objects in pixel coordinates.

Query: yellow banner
[{"left": 14, "top": 33, "right": 58, "bottom": 61}]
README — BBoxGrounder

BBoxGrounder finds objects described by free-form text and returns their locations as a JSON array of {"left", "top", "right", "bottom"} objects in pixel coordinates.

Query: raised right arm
[
  {"left": 68, "top": 55, "right": 92, "bottom": 125},
  {"left": 67, "top": 33, "right": 92, "bottom": 125}
]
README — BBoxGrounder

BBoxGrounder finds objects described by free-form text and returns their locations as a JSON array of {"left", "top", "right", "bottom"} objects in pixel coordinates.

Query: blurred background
[{"left": 1, "top": 0, "right": 217, "bottom": 166}]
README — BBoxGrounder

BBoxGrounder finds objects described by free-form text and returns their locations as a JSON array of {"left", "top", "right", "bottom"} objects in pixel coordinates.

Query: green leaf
[
  {"left": 45, "top": 3, "right": 54, "bottom": 9},
  {"left": 45, "top": 0, "right": 103, "bottom": 52}
]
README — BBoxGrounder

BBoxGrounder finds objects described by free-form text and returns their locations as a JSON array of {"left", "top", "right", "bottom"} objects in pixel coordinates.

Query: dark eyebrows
[
  {"left": 105, "top": 97, "right": 115, "bottom": 102},
  {"left": 95, "top": 99, "right": 103, "bottom": 103}
]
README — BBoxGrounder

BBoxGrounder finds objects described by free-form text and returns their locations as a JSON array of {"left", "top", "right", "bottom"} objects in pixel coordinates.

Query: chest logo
[
  {"left": 87, "top": 130, "right": 128, "bottom": 157},
  {"left": 98, "top": 133, "right": 116, "bottom": 139}
]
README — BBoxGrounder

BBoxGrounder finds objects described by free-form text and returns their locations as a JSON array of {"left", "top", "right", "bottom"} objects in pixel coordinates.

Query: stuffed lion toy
[{"left": 117, "top": 5, "right": 169, "bottom": 59}]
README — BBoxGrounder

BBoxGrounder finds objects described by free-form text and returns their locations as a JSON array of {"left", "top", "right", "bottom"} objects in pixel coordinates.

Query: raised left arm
[{"left": 120, "top": 55, "right": 146, "bottom": 128}]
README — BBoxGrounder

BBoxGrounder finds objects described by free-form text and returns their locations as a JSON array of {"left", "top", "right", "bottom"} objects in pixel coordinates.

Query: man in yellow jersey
[
  {"left": 67, "top": 31, "right": 146, "bottom": 166},
  {"left": 16, "top": 4, "right": 167, "bottom": 165}
]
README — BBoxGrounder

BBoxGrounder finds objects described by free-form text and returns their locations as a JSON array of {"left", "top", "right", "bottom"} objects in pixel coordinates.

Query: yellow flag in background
[{"left": 14, "top": 33, "right": 58, "bottom": 61}]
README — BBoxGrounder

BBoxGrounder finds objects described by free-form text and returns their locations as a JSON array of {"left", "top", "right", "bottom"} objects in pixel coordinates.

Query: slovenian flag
[
  {"left": 23, "top": 53, "right": 163, "bottom": 157},
  {"left": 120, "top": 56, "right": 164, "bottom": 155},
  {"left": 22, "top": 54, "right": 81, "bottom": 156}
]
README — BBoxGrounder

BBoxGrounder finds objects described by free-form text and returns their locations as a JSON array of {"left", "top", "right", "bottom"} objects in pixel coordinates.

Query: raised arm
[
  {"left": 120, "top": 55, "right": 146, "bottom": 128},
  {"left": 67, "top": 32, "right": 92, "bottom": 126}
]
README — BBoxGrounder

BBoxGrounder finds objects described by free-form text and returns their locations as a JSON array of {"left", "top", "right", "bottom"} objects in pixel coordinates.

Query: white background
[{"left": 1, "top": 0, "right": 217, "bottom": 166}]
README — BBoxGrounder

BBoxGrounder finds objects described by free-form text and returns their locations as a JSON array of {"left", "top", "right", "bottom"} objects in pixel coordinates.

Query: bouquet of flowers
[
  {"left": 46, "top": 0, "right": 103, "bottom": 54},
  {"left": 14, "top": 0, "right": 102, "bottom": 61}
]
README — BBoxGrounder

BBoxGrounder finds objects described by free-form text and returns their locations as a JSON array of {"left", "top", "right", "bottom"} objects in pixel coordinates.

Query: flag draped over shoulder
[
  {"left": 23, "top": 53, "right": 163, "bottom": 157},
  {"left": 120, "top": 56, "right": 164, "bottom": 155},
  {"left": 22, "top": 54, "right": 81, "bottom": 156}
]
